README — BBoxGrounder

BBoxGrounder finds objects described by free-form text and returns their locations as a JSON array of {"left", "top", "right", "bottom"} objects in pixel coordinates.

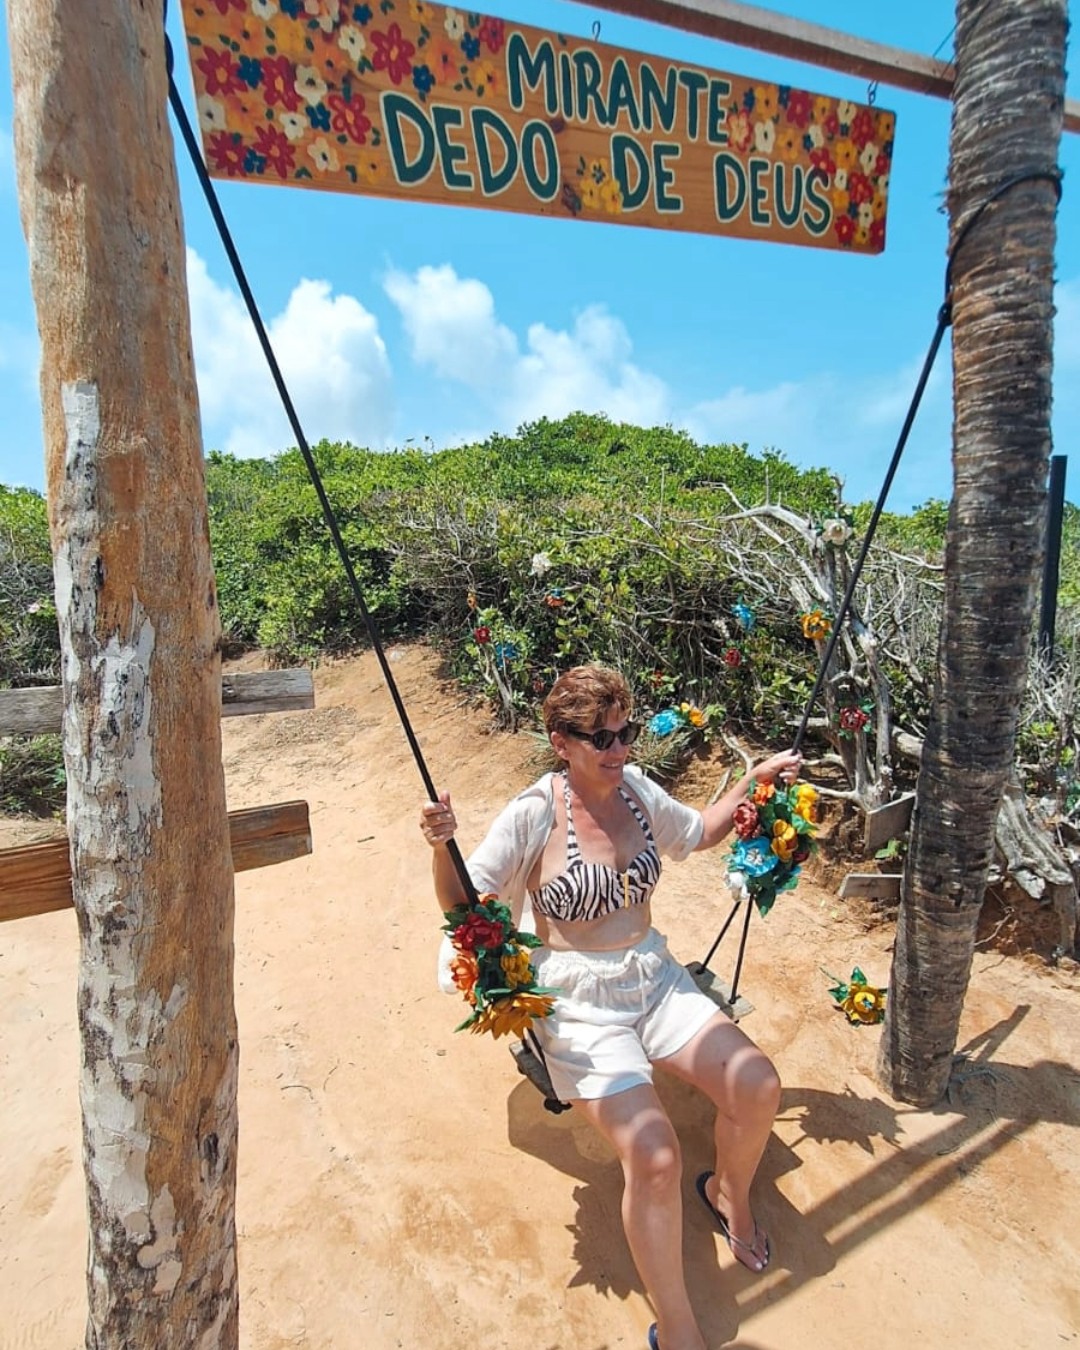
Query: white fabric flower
[
  {"left": 530, "top": 551, "right": 552, "bottom": 577},
  {"left": 727, "top": 871, "right": 749, "bottom": 901},
  {"left": 821, "top": 518, "right": 852, "bottom": 547}
]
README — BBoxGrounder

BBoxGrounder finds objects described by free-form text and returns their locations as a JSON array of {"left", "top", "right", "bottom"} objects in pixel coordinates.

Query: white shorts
[{"left": 529, "top": 929, "right": 723, "bottom": 1102}]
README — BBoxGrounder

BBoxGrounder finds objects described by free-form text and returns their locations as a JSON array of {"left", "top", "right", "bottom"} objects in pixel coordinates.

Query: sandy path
[{"left": 2, "top": 645, "right": 1078, "bottom": 1349}]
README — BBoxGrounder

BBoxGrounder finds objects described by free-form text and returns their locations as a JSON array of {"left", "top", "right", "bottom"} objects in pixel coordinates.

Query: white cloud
[
  {"left": 383, "top": 264, "right": 515, "bottom": 388},
  {"left": 185, "top": 249, "right": 394, "bottom": 459},
  {"left": 383, "top": 263, "right": 669, "bottom": 430}
]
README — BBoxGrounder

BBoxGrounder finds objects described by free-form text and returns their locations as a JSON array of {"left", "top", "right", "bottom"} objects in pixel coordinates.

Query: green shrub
[{"left": 0, "top": 734, "right": 66, "bottom": 816}]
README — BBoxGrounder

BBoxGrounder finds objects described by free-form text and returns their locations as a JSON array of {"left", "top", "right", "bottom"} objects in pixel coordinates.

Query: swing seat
[
  {"left": 510, "top": 1036, "right": 571, "bottom": 1113},
  {"left": 685, "top": 962, "right": 754, "bottom": 1022}
]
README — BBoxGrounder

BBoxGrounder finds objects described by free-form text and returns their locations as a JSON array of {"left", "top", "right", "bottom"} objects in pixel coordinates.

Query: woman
[{"left": 420, "top": 665, "right": 801, "bottom": 1350}]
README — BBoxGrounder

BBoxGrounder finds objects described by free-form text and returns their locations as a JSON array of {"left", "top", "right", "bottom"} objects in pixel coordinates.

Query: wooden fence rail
[
  {"left": 0, "top": 669, "right": 315, "bottom": 736},
  {"left": 0, "top": 800, "right": 312, "bottom": 922}
]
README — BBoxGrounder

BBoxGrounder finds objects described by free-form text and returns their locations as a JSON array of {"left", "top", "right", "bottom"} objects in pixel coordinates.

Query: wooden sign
[{"left": 179, "top": 0, "right": 894, "bottom": 252}]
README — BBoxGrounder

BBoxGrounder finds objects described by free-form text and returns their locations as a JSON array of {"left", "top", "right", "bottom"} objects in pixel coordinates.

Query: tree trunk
[
  {"left": 7, "top": 1, "right": 240, "bottom": 1344},
  {"left": 877, "top": 0, "right": 1066, "bottom": 1106}
]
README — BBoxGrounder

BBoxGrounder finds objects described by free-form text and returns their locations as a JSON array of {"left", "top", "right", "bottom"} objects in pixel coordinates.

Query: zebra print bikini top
[{"left": 528, "top": 775, "right": 662, "bottom": 923}]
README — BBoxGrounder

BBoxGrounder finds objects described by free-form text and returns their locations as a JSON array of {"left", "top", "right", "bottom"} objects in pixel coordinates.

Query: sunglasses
[{"left": 564, "top": 721, "right": 641, "bottom": 751}]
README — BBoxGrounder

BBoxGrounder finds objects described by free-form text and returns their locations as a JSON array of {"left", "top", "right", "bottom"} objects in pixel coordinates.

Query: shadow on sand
[{"left": 506, "top": 1005, "right": 1078, "bottom": 1348}]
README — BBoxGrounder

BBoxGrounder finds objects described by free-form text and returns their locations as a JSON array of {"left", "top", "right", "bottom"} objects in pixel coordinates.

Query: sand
[{"left": 2, "top": 644, "right": 1078, "bottom": 1350}]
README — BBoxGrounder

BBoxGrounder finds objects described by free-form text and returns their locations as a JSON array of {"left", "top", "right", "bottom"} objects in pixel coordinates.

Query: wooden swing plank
[
  {"left": 685, "top": 961, "right": 755, "bottom": 1021},
  {"left": 863, "top": 793, "right": 916, "bottom": 854},
  {"left": 839, "top": 872, "right": 902, "bottom": 901},
  {"left": 0, "top": 800, "right": 312, "bottom": 923},
  {"left": 0, "top": 669, "right": 315, "bottom": 737}
]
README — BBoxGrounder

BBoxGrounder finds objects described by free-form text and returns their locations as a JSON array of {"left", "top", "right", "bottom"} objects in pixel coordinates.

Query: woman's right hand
[{"left": 419, "top": 791, "right": 457, "bottom": 848}]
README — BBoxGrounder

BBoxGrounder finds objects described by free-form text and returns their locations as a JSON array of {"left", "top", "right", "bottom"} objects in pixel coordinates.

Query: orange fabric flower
[{"left": 449, "top": 952, "right": 479, "bottom": 1002}]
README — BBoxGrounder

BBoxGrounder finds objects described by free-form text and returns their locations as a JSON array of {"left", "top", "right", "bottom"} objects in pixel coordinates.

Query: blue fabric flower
[
  {"left": 732, "top": 602, "right": 755, "bottom": 632},
  {"left": 494, "top": 641, "right": 520, "bottom": 665},
  {"left": 648, "top": 709, "right": 682, "bottom": 737},
  {"left": 731, "top": 837, "right": 779, "bottom": 877}
]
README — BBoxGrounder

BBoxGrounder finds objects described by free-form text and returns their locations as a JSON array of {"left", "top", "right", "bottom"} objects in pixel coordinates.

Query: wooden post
[{"left": 6, "top": 0, "right": 239, "bottom": 1342}]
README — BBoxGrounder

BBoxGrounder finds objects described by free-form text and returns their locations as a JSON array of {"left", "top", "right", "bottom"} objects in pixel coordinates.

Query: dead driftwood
[{"left": 874, "top": 735, "right": 1079, "bottom": 956}]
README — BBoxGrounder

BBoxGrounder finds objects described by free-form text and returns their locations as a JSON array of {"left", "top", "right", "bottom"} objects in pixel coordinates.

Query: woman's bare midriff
[{"left": 533, "top": 903, "right": 653, "bottom": 952}]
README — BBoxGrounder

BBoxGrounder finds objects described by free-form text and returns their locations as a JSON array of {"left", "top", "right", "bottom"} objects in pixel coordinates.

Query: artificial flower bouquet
[
  {"left": 442, "top": 894, "right": 556, "bottom": 1038},
  {"left": 727, "top": 779, "right": 819, "bottom": 916}
]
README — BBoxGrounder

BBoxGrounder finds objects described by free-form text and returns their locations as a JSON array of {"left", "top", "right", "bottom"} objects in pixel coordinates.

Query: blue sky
[{"left": 1, "top": 1, "right": 1077, "bottom": 511}]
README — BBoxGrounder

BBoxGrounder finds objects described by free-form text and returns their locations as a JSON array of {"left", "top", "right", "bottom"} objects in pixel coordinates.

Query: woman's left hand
[{"left": 754, "top": 749, "right": 803, "bottom": 786}]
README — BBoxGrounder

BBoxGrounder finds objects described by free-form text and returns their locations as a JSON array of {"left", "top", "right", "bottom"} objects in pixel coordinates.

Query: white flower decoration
[
  {"left": 307, "top": 136, "right": 339, "bottom": 173},
  {"left": 251, "top": 0, "right": 278, "bottom": 19},
  {"left": 753, "top": 120, "right": 775, "bottom": 155},
  {"left": 530, "top": 551, "right": 552, "bottom": 577},
  {"left": 444, "top": 7, "right": 465, "bottom": 39},
  {"left": 197, "top": 94, "right": 226, "bottom": 133},
  {"left": 295, "top": 65, "right": 328, "bottom": 106},
  {"left": 821, "top": 518, "right": 853, "bottom": 547},
  {"left": 279, "top": 112, "right": 307, "bottom": 143},
  {"left": 339, "top": 25, "right": 366, "bottom": 64},
  {"left": 727, "top": 871, "right": 749, "bottom": 901}
]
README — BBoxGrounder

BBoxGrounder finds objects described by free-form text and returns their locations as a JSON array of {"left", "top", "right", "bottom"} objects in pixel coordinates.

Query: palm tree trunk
[{"left": 876, "top": 0, "right": 1066, "bottom": 1107}]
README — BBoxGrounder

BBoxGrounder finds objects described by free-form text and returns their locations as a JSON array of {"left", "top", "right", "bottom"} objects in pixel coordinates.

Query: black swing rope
[{"left": 164, "top": 15, "right": 1062, "bottom": 1005}]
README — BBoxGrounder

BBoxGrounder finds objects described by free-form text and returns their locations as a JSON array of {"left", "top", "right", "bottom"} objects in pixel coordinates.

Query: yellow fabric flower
[
  {"left": 771, "top": 819, "right": 798, "bottom": 861},
  {"left": 500, "top": 948, "right": 534, "bottom": 989},
  {"left": 792, "top": 784, "right": 818, "bottom": 823},
  {"left": 688, "top": 707, "right": 706, "bottom": 728},
  {"left": 468, "top": 992, "right": 556, "bottom": 1039},
  {"left": 841, "top": 983, "right": 886, "bottom": 1025}
]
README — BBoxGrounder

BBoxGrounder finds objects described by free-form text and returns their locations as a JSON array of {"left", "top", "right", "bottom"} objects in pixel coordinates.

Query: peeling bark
[{"left": 7, "top": 0, "right": 239, "bottom": 1343}]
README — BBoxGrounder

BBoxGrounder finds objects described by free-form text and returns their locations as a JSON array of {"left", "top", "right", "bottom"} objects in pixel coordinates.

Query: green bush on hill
[{"left": 3, "top": 414, "right": 1077, "bottom": 820}]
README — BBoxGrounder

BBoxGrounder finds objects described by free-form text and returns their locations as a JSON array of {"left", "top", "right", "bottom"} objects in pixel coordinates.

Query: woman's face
[{"left": 552, "top": 706, "right": 635, "bottom": 788}]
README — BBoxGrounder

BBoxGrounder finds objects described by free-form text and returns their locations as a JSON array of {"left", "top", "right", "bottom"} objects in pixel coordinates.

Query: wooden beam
[
  {"left": 221, "top": 669, "right": 315, "bottom": 718},
  {"left": 572, "top": 0, "right": 1080, "bottom": 133},
  {"left": 0, "top": 668, "right": 314, "bottom": 736},
  {"left": 0, "top": 800, "right": 312, "bottom": 923}
]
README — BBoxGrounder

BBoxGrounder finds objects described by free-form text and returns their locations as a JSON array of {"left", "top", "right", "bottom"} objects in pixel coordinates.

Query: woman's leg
[
  {"left": 577, "top": 1085, "right": 707, "bottom": 1350},
  {"left": 655, "top": 1013, "right": 781, "bottom": 1271}
]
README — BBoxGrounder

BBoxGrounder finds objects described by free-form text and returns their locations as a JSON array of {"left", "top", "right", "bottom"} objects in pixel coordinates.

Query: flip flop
[
  {"left": 647, "top": 1324, "right": 660, "bottom": 1350},
  {"left": 694, "top": 1170, "right": 771, "bottom": 1273}
]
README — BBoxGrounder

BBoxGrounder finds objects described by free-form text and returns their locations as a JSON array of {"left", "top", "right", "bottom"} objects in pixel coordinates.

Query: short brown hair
[{"left": 542, "top": 665, "right": 632, "bottom": 736}]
